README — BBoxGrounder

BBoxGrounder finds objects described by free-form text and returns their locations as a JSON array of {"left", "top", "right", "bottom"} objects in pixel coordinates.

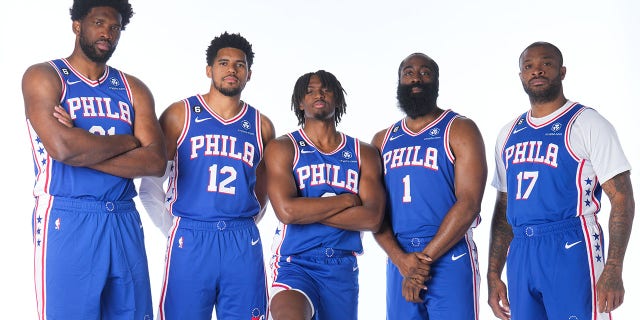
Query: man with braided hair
[{"left": 266, "top": 70, "right": 385, "bottom": 320}]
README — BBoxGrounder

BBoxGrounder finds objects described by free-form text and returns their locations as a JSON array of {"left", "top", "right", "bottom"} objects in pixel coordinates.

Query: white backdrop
[{"left": 1, "top": 0, "right": 638, "bottom": 318}]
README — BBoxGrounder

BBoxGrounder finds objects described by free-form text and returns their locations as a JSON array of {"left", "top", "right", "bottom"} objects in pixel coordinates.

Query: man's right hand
[{"left": 487, "top": 275, "right": 511, "bottom": 320}]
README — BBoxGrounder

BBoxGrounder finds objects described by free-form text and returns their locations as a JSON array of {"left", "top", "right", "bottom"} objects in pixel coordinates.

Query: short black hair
[
  {"left": 291, "top": 70, "right": 347, "bottom": 126},
  {"left": 206, "top": 32, "right": 255, "bottom": 69},
  {"left": 520, "top": 41, "right": 564, "bottom": 66},
  {"left": 70, "top": 0, "right": 134, "bottom": 30}
]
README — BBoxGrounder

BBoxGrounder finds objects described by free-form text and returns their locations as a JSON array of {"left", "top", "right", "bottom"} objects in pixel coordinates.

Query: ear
[
  {"left": 72, "top": 20, "right": 81, "bottom": 35},
  {"left": 247, "top": 69, "right": 252, "bottom": 82},
  {"left": 206, "top": 65, "right": 212, "bottom": 79},
  {"left": 560, "top": 66, "right": 566, "bottom": 80}
]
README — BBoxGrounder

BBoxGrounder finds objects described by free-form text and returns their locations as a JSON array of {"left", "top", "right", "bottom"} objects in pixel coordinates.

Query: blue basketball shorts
[
  {"left": 386, "top": 230, "right": 480, "bottom": 320},
  {"left": 270, "top": 247, "right": 359, "bottom": 320},
  {"left": 33, "top": 195, "right": 153, "bottom": 320},
  {"left": 158, "top": 216, "right": 267, "bottom": 320},
  {"left": 507, "top": 215, "right": 609, "bottom": 320}
]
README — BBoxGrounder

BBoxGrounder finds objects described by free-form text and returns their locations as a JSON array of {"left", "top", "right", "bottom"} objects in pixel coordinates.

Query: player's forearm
[
  {"left": 602, "top": 172, "right": 635, "bottom": 269},
  {"left": 420, "top": 199, "right": 480, "bottom": 260},
  {"left": 89, "top": 142, "right": 167, "bottom": 178},
  {"left": 488, "top": 192, "right": 512, "bottom": 279},
  {"left": 272, "top": 193, "right": 356, "bottom": 225},
  {"left": 320, "top": 204, "right": 384, "bottom": 232},
  {"left": 373, "top": 220, "right": 406, "bottom": 264},
  {"left": 604, "top": 195, "right": 634, "bottom": 270},
  {"left": 52, "top": 130, "right": 140, "bottom": 166}
]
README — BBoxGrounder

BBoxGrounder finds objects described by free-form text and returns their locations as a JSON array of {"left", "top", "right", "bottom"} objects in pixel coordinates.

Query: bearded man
[{"left": 371, "top": 52, "right": 488, "bottom": 320}]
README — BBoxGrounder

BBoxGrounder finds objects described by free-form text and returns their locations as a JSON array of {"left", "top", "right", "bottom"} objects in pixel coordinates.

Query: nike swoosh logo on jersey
[
  {"left": 389, "top": 134, "right": 404, "bottom": 141},
  {"left": 195, "top": 117, "right": 212, "bottom": 123},
  {"left": 251, "top": 238, "right": 260, "bottom": 246},
  {"left": 66, "top": 79, "right": 81, "bottom": 85},
  {"left": 451, "top": 252, "right": 468, "bottom": 261},
  {"left": 564, "top": 240, "right": 582, "bottom": 249},
  {"left": 513, "top": 127, "right": 526, "bottom": 134},
  {"left": 301, "top": 150, "right": 315, "bottom": 154},
  {"left": 353, "top": 265, "right": 359, "bottom": 272}
]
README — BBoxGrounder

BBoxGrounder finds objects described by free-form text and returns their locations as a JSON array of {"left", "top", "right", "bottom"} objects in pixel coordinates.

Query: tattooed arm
[
  {"left": 487, "top": 191, "right": 513, "bottom": 320},
  {"left": 597, "top": 171, "right": 634, "bottom": 313}
]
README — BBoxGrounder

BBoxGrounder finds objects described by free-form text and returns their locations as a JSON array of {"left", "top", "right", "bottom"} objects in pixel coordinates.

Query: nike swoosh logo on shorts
[
  {"left": 195, "top": 117, "right": 212, "bottom": 123},
  {"left": 451, "top": 252, "right": 468, "bottom": 261},
  {"left": 251, "top": 238, "right": 260, "bottom": 246},
  {"left": 564, "top": 240, "right": 582, "bottom": 249}
]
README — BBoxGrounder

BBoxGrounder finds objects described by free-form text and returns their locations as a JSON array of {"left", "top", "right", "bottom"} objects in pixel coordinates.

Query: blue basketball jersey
[
  {"left": 166, "top": 95, "right": 264, "bottom": 221},
  {"left": 380, "top": 110, "right": 475, "bottom": 237},
  {"left": 271, "top": 129, "right": 363, "bottom": 255},
  {"left": 26, "top": 58, "right": 136, "bottom": 201},
  {"left": 501, "top": 102, "right": 602, "bottom": 226}
]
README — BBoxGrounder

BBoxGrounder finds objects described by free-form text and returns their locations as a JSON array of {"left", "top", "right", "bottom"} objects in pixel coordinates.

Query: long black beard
[
  {"left": 396, "top": 82, "right": 439, "bottom": 119},
  {"left": 522, "top": 77, "right": 563, "bottom": 104},
  {"left": 79, "top": 34, "right": 115, "bottom": 64}
]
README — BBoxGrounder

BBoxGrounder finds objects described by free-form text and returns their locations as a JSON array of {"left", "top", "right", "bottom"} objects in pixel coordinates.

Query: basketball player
[
  {"left": 138, "top": 32, "right": 275, "bottom": 320},
  {"left": 487, "top": 42, "right": 635, "bottom": 320},
  {"left": 266, "top": 70, "right": 385, "bottom": 320},
  {"left": 22, "top": 0, "right": 166, "bottom": 319},
  {"left": 371, "top": 53, "right": 487, "bottom": 319}
]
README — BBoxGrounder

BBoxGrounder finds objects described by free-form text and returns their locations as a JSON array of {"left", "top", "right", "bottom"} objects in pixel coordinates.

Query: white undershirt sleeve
[{"left": 139, "top": 161, "right": 174, "bottom": 237}]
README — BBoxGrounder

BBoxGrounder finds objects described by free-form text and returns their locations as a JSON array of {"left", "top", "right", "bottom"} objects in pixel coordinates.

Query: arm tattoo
[
  {"left": 601, "top": 171, "right": 635, "bottom": 269},
  {"left": 488, "top": 192, "right": 513, "bottom": 276}
]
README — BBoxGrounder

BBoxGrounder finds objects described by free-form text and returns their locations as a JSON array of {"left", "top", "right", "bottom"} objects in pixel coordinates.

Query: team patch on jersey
[
  {"left": 298, "top": 140, "right": 307, "bottom": 147},
  {"left": 108, "top": 77, "right": 125, "bottom": 91},
  {"left": 193, "top": 104, "right": 203, "bottom": 113}
]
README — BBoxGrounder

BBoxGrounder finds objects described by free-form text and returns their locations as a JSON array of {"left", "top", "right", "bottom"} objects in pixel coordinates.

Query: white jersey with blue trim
[
  {"left": 271, "top": 129, "right": 363, "bottom": 256},
  {"left": 26, "top": 58, "right": 136, "bottom": 201},
  {"left": 498, "top": 102, "right": 610, "bottom": 226},
  {"left": 166, "top": 95, "right": 263, "bottom": 221},
  {"left": 380, "top": 109, "right": 478, "bottom": 237}
]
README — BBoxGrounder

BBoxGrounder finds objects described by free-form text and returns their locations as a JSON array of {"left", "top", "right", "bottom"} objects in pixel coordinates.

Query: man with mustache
[
  {"left": 139, "top": 32, "right": 275, "bottom": 320},
  {"left": 371, "top": 53, "right": 487, "bottom": 319},
  {"left": 487, "top": 42, "right": 635, "bottom": 320},
  {"left": 22, "top": 0, "right": 167, "bottom": 319},
  {"left": 266, "top": 70, "right": 385, "bottom": 320}
]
